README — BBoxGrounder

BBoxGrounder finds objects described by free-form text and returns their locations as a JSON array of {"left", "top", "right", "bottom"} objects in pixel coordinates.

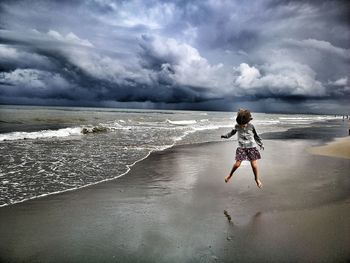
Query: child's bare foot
[
  {"left": 255, "top": 179, "right": 263, "bottom": 188},
  {"left": 225, "top": 175, "right": 231, "bottom": 183}
]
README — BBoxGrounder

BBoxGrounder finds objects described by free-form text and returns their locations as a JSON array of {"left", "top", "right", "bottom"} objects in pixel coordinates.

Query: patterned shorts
[{"left": 235, "top": 147, "right": 261, "bottom": 161}]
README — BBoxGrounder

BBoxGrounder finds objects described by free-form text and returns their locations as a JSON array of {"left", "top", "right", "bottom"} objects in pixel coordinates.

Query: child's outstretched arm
[
  {"left": 221, "top": 129, "right": 237, "bottom": 139},
  {"left": 252, "top": 126, "right": 264, "bottom": 150}
]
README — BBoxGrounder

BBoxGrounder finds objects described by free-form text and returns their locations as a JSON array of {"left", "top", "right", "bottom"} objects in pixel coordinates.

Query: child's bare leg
[
  {"left": 225, "top": 161, "right": 241, "bottom": 183},
  {"left": 250, "top": 160, "right": 262, "bottom": 188}
]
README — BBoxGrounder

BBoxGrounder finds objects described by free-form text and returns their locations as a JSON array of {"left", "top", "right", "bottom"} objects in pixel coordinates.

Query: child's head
[{"left": 236, "top": 108, "right": 252, "bottom": 125}]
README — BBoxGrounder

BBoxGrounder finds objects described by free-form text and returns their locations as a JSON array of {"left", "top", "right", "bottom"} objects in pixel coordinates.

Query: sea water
[{"left": 0, "top": 105, "right": 336, "bottom": 206}]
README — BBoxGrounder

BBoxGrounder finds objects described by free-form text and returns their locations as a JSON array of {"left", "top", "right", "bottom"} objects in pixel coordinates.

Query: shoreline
[
  {"left": 1, "top": 137, "right": 349, "bottom": 262},
  {"left": 0, "top": 139, "right": 176, "bottom": 208},
  {"left": 1, "top": 119, "right": 347, "bottom": 208}
]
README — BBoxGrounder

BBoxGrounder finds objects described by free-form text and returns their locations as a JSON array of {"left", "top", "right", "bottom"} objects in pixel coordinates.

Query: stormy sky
[{"left": 0, "top": 0, "right": 349, "bottom": 113}]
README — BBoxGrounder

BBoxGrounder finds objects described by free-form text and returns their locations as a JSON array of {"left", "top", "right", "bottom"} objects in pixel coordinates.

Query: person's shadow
[
  {"left": 223, "top": 210, "right": 262, "bottom": 228},
  {"left": 223, "top": 210, "right": 234, "bottom": 225}
]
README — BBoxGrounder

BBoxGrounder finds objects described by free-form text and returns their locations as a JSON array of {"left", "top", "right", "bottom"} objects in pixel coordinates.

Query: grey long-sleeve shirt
[{"left": 222, "top": 123, "right": 263, "bottom": 148}]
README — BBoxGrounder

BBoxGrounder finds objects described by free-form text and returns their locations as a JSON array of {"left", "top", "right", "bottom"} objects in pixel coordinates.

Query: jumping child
[{"left": 221, "top": 109, "right": 264, "bottom": 188}]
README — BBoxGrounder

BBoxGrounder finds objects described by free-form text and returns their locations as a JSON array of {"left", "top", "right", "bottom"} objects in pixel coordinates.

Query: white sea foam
[
  {"left": 95, "top": 122, "right": 130, "bottom": 130},
  {"left": 279, "top": 116, "right": 333, "bottom": 121},
  {"left": 173, "top": 129, "right": 196, "bottom": 142},
  {"left": 0, "top": 137, "right": 179, "bottom": 208},
  {"left": 167, "top": 119, "right": 197, "bottom": 125},
  {"left": 254, "top": 120, "right": 280, "bottom": 124},
  {"left": 0, "top": 127, "right": 82, "bottom": 141},
  {"left": 193, "top": 124, "right": 231, "bottom": 131}
]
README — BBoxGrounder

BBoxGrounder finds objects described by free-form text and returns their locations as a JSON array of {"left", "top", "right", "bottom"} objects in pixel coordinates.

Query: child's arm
[
  {"left": 252, "top": 126, "right": 264, "bottom": 149},
  {"left": 221, "top": 129, "right": 237, "bottom": 139}
]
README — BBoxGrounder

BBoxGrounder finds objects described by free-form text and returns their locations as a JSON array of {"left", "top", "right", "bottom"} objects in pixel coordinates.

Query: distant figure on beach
[{"left": 221, "top": 109, "right": 264, "bottom": 188}]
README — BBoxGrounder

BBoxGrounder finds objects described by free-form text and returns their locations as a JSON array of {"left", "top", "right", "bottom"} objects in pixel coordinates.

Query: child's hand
[{"left": 260, "top": 145, "right": 264, "bottom": 151}]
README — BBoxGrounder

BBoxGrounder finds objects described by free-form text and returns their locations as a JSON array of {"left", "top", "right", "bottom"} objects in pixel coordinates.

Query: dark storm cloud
[
  {"left": 0, "top": 0, "right": 349, "bottom": 113},
  {"left": 0, "top": 29, "right": 217, "bottom": 104}
]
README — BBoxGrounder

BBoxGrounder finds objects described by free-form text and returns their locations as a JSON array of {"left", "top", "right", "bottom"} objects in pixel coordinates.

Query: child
[{"left": 221, "top": 109, "right": 264, "bottom": 188}]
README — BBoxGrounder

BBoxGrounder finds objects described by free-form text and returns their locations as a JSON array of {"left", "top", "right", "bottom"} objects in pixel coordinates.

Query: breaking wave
[
  {"left": 167, "top": 119, "right": 197, "bottom": 125},
  {"left": 0, "top": 125, "right": 112, "bottom": 141},
  {"left": 0, "top": 127, "right": 82, "bottom": 141}
]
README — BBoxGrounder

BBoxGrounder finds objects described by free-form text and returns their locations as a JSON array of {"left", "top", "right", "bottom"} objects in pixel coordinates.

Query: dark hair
[{"left": 236, "top": 108, "right": 252, "bottom": 125}]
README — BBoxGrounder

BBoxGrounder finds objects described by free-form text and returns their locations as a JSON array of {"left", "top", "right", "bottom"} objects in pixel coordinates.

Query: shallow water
[{"left": 0, "top": 105, "right": 338, "bottom": 206}]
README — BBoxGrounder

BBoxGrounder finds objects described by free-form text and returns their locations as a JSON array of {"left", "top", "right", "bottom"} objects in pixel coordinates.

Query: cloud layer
[{"left": 0, "top": 0, "right": 349, "bottom": 113}]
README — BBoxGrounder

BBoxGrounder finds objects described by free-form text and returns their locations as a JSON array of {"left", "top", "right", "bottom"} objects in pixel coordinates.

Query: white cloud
[
  {"left": 0, "top": 68, "right": 97, "bottom": 101},
  {"left": 140, "top": 35, "right": 228, "bottom": 89},
  {"left": 47, "top": 30, "right": 93, "bottom": 47},
  {"left": 95, "top": 1, "right": 176, "bottom": 30},
  {"left": 329, "top": 77, "right": 348, "bottom": 86},
  {"left": 0, "top": 45, "right": 17, "bottom": 59},
  {"left": 1, "top": 69, "right": 45, "bottom": 89},
  {"left": 0, "top": 69, "right": 73, "bottom": 99},
  {"left": 65, "top": 48, "right": 146, "bottom": 85},
  {"left": 234, "top": 63, "right": 261, "bottom": 88},
  {"left": 0, "top": 69, "right": 69, "bottom": 89},
  {"left": 327, "top": 77, "right": 350, "bottom": 96},
  {"left": 286, "top": 38, "right": 350, "bottom": 59},
  {"left": 233, "top": 62, "right": 326, "bottom": 97},
  {"left": 0, "top": 45, "right": 53, "bottom": 69}
]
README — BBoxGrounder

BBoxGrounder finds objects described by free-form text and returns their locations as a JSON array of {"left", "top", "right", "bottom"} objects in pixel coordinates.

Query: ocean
[{"left": 0, "top": 105, "right": 336, "bottom": 207}]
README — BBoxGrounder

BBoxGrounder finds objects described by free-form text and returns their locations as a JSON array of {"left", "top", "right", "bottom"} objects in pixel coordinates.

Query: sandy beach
[
  {"left": 308, "top": 136, "right": 350, "bottom": 159},
  {"left": 1, "top": 126, "right": 350, "bottom": 262}
]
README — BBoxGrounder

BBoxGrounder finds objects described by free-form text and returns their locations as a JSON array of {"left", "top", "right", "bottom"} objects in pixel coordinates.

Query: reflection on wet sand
[{"left": 223, "top": 210, "right": 233, "bottom": 224}]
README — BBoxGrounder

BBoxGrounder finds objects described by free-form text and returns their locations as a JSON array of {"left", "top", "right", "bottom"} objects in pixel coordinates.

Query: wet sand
[
  {"left": 308, "top": 136, "right": 350, "bottom": 159},
  {"left": 1, "top": 135, "right": 350, "bottom": 262}
]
